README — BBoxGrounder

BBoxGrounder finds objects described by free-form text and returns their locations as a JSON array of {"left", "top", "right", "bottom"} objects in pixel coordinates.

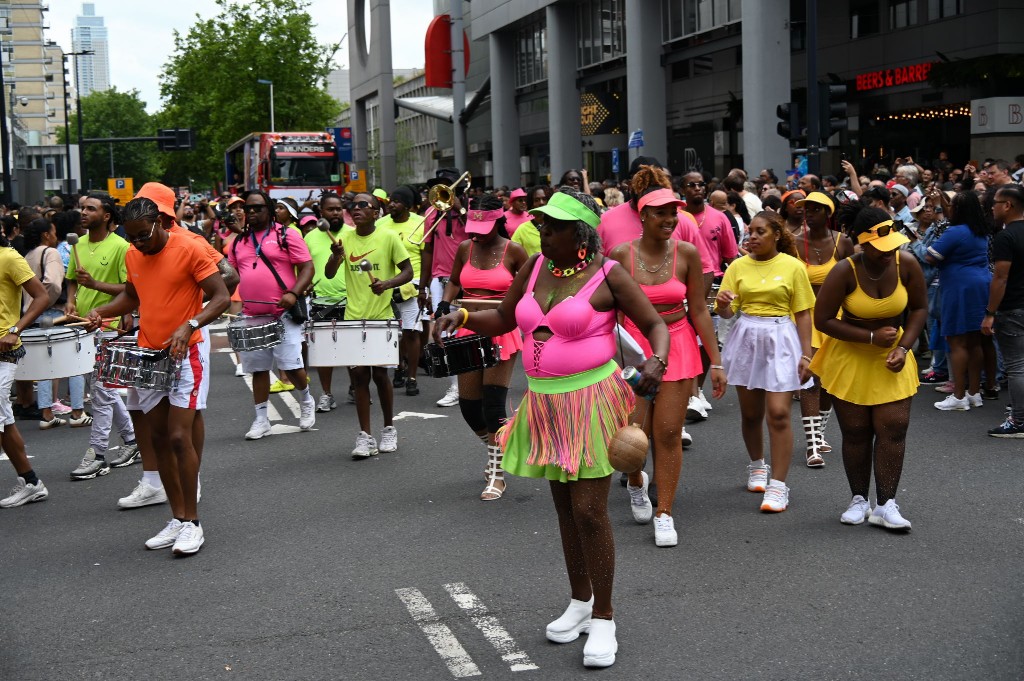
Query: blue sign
[
  {"left": 350, "top": 170, "right": 359, "bottom": 182},
  {"left": 627, "top": 129, "right": 644, "bottom": 149},
  {"left": 611, "top": 148, "right": 620, "bottom": 174},
  {"left": 115, "top": 179, "right": 126, "bottom": 189},
  {"left": 327, "top": 126, "right": 353, "bottom": 163}
]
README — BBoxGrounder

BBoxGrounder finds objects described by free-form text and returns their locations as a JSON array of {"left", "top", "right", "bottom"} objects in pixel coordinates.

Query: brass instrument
[{"left": 409, "top": 171, "right": 472, "bottom": 245}]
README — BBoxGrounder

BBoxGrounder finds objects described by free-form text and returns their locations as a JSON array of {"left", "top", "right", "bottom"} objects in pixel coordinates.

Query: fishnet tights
[
  {"left": 832, "top": 397, "right": 912, "bottom": 505},
  {"left": 549, "top": 476, "right": 615, "bottom": 620}
]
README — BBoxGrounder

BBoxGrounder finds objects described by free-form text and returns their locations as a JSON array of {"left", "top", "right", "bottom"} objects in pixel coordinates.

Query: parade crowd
[{"left": 1, "top": 151, "right": 1022, "bottom": 669}]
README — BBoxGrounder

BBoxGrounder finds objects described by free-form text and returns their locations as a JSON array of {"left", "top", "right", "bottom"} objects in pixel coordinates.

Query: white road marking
[
  {"left": 0, "top": 453, "right": 33, "bottom": 461},
  {"left": 395, "top": 587, "right": 481, "bottom": 678},
  {"left": 394, "top": 411, "right": 448, "bottom": 421},
  {"left": 443, "top": 582, "right": 538, "bottom": 672}
]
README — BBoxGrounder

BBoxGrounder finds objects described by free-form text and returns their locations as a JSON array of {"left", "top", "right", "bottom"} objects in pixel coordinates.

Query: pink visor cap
[
  {"left": 638, "top": 188, "right": 685, "bottom": 211},
  {"left": 465, "top": 208, "right": 505, "bottom": 234}
]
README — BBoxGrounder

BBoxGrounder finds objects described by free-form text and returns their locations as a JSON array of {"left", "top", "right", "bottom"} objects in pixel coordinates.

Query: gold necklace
[
  {"left": 751, "top": 253, "right": 778, "bottom": 284},
  {"left": 635, "top": 240, "right": 672, "bottom": 273}
]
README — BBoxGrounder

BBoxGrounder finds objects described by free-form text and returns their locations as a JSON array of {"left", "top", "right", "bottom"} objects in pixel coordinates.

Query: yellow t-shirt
[
  {"left": 340, "top": 227, "right": 411, "bottom": 320},
  {"left": 67, "top": 232, "right": 130, "bottom": 319},
  {"left": 720, "top": 252, "right": 814, "bottom": 318},
  {"left": 1, "top": 247, "right": 39, "bottom": 349},
  {"left": 375, "top": 213, "right": 425, "bottom": 300},
  {"left": 511, "top": 220, "right": 541, "bottom": 256},
  {"left": 304, "top": 227, "right": 348, "bottom": 300}
]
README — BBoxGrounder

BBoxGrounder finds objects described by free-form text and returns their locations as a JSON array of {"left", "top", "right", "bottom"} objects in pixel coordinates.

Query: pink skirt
[
  {"left": 455, "top": 327, "right": 522, "bottom": 361},
  {"left": 622, "top": 316, "right": 702, "bottom": 381}
]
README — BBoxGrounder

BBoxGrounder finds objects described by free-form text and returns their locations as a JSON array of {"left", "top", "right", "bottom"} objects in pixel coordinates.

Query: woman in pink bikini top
[{"left": 434, "top": 188, "right": 669, "bottom": 668}]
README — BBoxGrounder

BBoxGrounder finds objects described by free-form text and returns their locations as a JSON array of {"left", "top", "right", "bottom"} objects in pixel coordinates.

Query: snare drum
[
  {"left": 305, "top": 319, "right": 399, "bottom": 367},
  {"left": 227, "top": 315, "right": 284, "bottom": 352},
  {"left": 310, "top": 297, "right": 347, "bottom": 321},
  {"left": 425, "top": 334, "right": 500, "bottom": 377},
  {"left": 15, "top": 327, "right": 98, "bottom": 380},
  {"left": 94, "top": 341, "right": 181, "bottom": 391}
]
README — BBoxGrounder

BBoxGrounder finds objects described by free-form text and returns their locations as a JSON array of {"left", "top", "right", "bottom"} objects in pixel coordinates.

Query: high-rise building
[{"left": 71, "top": 2, "right": 109, "bottom": 97}]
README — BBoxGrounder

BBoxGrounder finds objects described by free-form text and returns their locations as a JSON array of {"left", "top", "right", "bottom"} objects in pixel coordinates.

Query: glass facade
[
  {"left": 514, "top": 17, "right": 547, "bottom": 89},
  {"left": 928, "top": 0, "right": 962, "bottom": 19},
  {"left": 889, "top": 0, "right": 919, "bottom": 29},
  {"left": 662, "top": 0, "right": 741, "bottom": 42},
  {"left": 577, "top": 0, "right": 625, "bottom": 68}
]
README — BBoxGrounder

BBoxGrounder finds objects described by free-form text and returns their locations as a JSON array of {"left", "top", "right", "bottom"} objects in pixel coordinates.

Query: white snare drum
[
  {"left": 227, "top": 315, "right": 284, "bottom": 352},
  {"left": 94, "top": 341, "right": 181, "bottom": 391},
  {"left": 305, "top": 319, "right": 400, "bottom": 367},
  {"left": 15, "top": 327, "right": 98, "bottom": 380}
]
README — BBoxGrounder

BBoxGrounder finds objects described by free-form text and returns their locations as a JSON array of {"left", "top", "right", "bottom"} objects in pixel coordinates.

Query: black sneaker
[
  {"left": 18, "top": 405, "right": 42, "bottom": 421},
  {"left": 920, "top": 370, "right": 948, "bottom": 384},
  {"left": 392, "top": 366, "right": 406, "bottom": 388},
  {"left": 405, "top": 378, "right": 419, "bottom": 396},
  {"left": 988, "top": 418, "right": 1024, "bottom": 438},
  {"left": 982, "top": 387, "right": 1000, "bottom": 401}
]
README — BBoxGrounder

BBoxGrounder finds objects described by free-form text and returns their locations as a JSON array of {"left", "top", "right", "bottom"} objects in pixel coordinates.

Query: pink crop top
[
  {"left": 516, "top": 257, "right": 618, "bottom": 377},
  {"left": 459, "top": 242, "right": 514, "bottom": 298},
  {"left": 629, "top": 241, "right": 687, "bottom": 315}
]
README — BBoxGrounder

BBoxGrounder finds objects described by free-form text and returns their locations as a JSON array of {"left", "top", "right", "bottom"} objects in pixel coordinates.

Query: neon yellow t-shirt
[
  {"left": 66, "top": 232, "right": 130, "bottom": 319},
  {"left": 1, "top": 248, "right": 35, "bottom": 349},
  {"left": 375, "top": 213, "right": 425, "bottom": 300},
  {"left": 340, "top": 227, "right": 411, "bottom": 320},
  {"left": 719, "top": 252, "right": 814, "bottom": 318},
  {"left": 304, "top": 227, "right": 348, "bottom": 300},
  {"left": 511, "top": 220, "right": 541, "bottom": 256}
]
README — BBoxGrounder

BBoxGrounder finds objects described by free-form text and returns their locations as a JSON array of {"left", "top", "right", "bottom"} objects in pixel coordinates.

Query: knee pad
[
  {"left": 458, "top": 398, "right": 486, "bottom": 433},
  {"left": 481, "top": 385, "right": 509, "bottom": 433}
]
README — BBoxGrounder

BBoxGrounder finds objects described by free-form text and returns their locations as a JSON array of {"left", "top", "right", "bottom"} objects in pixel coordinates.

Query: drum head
[{"left": 21, "top": 326, "right": 88, "bottom": 342}]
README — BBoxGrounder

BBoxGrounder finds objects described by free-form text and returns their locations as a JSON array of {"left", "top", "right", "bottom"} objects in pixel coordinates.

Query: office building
[{"left": 71, "top": 2, "right": 109, "bottom": 97}]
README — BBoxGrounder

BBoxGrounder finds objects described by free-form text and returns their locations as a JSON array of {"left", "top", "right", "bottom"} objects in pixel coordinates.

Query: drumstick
[
  {"left": 66, "top": 314, "right": 120, "bottom": 332},
  {"left": 358, "top": 260, "right": 377, "bottom": 286},
  {"left": 456, "top": 299, "right": 501, "bottom": 308},
  {"left": 66, "top": 233, "right": 82, "bottom": 271},
  {"left": 317, "top": 219, "right": 339, "bottom": 245},
  {"left": 241, "top": 300, "right": 282, "bottom": 305}
]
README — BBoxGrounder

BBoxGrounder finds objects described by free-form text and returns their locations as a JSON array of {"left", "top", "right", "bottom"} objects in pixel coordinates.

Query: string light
[{"left": 873, "top": 104, "right": 971, "bottom": 123}]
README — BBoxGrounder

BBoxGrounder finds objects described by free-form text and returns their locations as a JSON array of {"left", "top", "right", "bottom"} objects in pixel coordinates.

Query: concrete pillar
[
  {"left": 353, "top": 99, "right": 368, "bottom": 170},
  {"left": 546, "top": 3, "right": 581, "bottom": 181},
  {"left": 347, "top": 0, "right": 396, "bottom": 190},
  {"left": 625, "top": 0, "right": 667, "bottom": 164},
  {"left": 489, "top": 31, "right": 520, "bottom": 187},
  {"left": 741, "top": 0, "right": 791, "bottom": 175}
]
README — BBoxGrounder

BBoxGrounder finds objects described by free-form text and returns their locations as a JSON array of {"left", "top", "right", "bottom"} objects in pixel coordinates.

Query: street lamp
[
  {"left": 64, "top": 49, "right": 94, "bottom": 191},
  {"left": 257, "top": 79, "right": 275, "bottom": 132}
]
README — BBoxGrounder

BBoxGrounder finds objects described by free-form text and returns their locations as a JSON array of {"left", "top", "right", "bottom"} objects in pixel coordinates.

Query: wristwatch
[
  {"left": 984, "top": 309, "right": 996, "bottom": 317},
  {"left": 186, "top": 318, "right": 200, "bottom": 330},
  {"left": 8, "top": 326, "right": 19, "bottom": 336}
]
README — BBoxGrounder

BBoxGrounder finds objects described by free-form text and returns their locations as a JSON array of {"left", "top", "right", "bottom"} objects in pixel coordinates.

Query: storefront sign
[
  {"left": 580, "top": 91, "right": 623, "bottom": 136},
  {"left": 971, "top": 97, "right": 1024, "bottom": 135},
  {"left": 855, "top": 62, "right": 935, "bottom": 92}
]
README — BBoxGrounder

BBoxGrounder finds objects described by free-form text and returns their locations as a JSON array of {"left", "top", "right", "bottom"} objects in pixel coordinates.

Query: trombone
[{"left": 409, "top": 171, "right": 472, "bottom": 245}]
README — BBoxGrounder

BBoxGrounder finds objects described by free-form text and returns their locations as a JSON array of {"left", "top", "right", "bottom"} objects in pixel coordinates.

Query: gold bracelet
[
  {"left": 650, "top": 353, "right": 668, "bottom": 370},
  {"left": 456, "top": 307, "right": 470, "bottom": 328},
  {"left": 801, "top": 355, "right": 812, "bottom": 363},
  {"left": 709, "top": 364, "right": 724, "bottom": 370}
]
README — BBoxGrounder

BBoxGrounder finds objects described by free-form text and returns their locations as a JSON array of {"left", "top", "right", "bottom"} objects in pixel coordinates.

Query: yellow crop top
[
  {"left": 805, "top": 240, "right": 839, "bottom": 286},
  {"left": 842, "top": 252, "right": 908, "bottom": 319}
]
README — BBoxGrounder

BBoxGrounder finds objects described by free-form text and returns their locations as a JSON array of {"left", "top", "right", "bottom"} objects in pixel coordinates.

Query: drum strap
[{"left": 256, "top": 247, "right": 309, "bottom": 324}]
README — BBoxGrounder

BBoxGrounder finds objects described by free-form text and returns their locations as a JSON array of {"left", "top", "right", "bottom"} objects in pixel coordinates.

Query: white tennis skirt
[{"left": 721, "top": 314, "right": 805, "bottom": 392}]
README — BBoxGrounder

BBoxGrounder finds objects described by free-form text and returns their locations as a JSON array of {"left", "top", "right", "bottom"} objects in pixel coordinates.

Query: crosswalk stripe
[
  {"left": 443, "top": 582, "right": 538, "bottom": 672},
  {"left": 395, "top": 587, "right": 481, "bottom": 678}
]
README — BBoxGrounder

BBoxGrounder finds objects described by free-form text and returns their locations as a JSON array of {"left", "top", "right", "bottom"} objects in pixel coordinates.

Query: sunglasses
[
  {"left": 128, "top": 220, "right": 158, "bottom": 244},
  {"left": 347, "top": 201, "right": 373, "bottom": 210},
  {"left": 243, "top": 204, "right": 268, "bottom": 212},
  {"left": 685, "top": 182, "right": 707, "bottom": 188}
]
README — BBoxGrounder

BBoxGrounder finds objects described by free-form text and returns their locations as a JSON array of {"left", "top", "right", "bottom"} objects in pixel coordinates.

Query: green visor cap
[{"left": 529, "top": 192, "right": 600, "bottom": 229}]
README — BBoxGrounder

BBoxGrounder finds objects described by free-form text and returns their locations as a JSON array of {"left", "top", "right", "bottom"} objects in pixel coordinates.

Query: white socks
[
  {"left": 142, "top": 470, "right": 162, "bottom": 489},
  {"left": 298, "top": 386, "right": 312, "bottom": 402},
  {"left": 255, "top": 402, "right": 269, "bottom": 420}
]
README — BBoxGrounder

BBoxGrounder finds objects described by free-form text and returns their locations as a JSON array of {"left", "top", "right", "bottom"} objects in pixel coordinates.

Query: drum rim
[{"left": 20, "top": 327, "right": 96, "bottom": 341}]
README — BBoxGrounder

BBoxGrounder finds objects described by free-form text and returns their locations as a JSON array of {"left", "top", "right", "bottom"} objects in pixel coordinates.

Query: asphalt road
[{"left": 2, "top": 326, "right": 1022, "bottom": 680}]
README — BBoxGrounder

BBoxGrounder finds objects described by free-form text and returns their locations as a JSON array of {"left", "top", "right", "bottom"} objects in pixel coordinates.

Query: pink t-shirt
[
  {"left": 598, "top": 202, "right": 714, "bottom": 273},
  {"left": 227, "top": 223, "right": 312, "bottom": 316},
  {"left": 688, "top": 205, "right": 739, "bottom": 276},
  {"left": 504, "top": 209, "right": 532, "bottom": 235},
  {"left": 425, "top": 207, "right": 468, "bottom": 278}
]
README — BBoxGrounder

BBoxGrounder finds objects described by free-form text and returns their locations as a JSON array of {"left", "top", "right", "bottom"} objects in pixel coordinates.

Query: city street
[{"left": 2, "top": 324, "right": 1021, "bottom": 680}]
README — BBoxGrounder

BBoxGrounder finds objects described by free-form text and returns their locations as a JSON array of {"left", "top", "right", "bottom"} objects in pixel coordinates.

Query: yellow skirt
[
  {"left": 809, "top": 329, "right": 919, "bottom": 405},
  {"left": 811, "top": 304, "right": 841, "bottom": 350}
]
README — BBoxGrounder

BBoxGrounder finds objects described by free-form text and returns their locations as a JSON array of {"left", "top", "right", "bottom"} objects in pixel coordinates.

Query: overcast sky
[{"left": 49, "top": 0, "right": 435, "bottom": 113}]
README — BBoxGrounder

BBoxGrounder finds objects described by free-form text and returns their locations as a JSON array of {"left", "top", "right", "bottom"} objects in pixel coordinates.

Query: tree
[
  {"left": 159, "top": 0, "right": 342, "bottom": 187},
  {"left": 58, "top": 88, "right": 164, "bottom": 191}
]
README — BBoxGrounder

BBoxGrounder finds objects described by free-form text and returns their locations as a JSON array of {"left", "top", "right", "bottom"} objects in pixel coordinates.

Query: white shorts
[
  {"left": 127, "top": 340, "right": 210, "bottom": 414},
  {"left": 429, "top": 277, "right": 447, "bottom": 313},
  {"left": 0, "top": 360, "right": 16, "bottom": 429},
  {"left": 241, "top": 316, "right": 304, "bottom": 373},
  {"left": 396, "top": 297, "right": 421, "bottom": 331}
]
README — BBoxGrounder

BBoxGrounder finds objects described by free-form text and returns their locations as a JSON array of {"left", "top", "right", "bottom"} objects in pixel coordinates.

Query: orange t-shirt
[
  {"left": 171, "top": 223, "right": 223, "bottom": 267},
  {"left": 127, "top": 230, "right": 220, "bottom": 349}
]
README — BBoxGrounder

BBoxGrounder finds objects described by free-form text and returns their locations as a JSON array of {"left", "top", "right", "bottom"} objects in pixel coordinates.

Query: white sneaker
[
  {"left": 697, "top": 388, "right": 712, "bottom": 411},
  {"left": 0, "top": 477, "right": 48, "bottom": 508},
  {"left": 546, "top": 596, "right": 593, "bottom": 643},
  {"left": 234, "top": 363, "right": 245, "bottom": 377},
  {"left": 967, "top": 392, "right": 984, "bottom": 408},
  {"left": 299, "top": 398, "right": 316, "bottom": 430},
  {"left": 934, "top": 394, "right": 970, "bottom": 411},
  {"left": 245, "top": 418, "right": 273, "bottom": 440},
  {"left": 436, "top": 385, "right": 459, "bottom": 407},
  {"left": 316, "top": 394, "right": 337, "bottom": 412},
  {"left": 582, "top": 619, "right": 617, "bottom": 668},
  {"left": 172, "top": 521, "right": 205, "bottom": 555},
  {"left": 746, "top": 461, "right": 771, "bottom": 492},
  {"left": 379, "top": 425, "right": 398, "bottom": 453},
  {"left": 352, "top": 431, "right": 378, "bottom": 458},
  {"left": 681, "top": 428, "right": 693, "bottom": 447},
  {"left": 840, "top": 495, "right": 871, "bottom": 525},
  {"left": 626, "top": 470, "right": 653, "bottom": 524},
  {"left": 760, "top": 480, "right": 789, "bottom": 512},
  {"left": 118, "top": 480, "right": 168, "bottom": 509},
  {"left": 686, "top": 395, "right": 708, "bottom": 420},
  {"left": 145, "top": 519, "right": 184, "bottom": 550},
  {"left": 868, "top": 499, "right": 912, "bottom": 531},
  {"left": 654, "top": 514, "right": 678, "bottom": 547}
]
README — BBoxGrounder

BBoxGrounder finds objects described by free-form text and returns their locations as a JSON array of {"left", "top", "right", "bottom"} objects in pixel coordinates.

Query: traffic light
[
  {"left": 819, "top": 83, "right": 848, "bottom": 141},
  {"left": 776, "top": 101, "right": 804, "bottom": 144},
  {"left": 158, "top": 128, "right": 195, "bottom": 151}
]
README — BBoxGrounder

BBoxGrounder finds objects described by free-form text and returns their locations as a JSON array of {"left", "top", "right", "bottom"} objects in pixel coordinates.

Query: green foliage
[
  {"left": 928, "top": 54, "right": 1024, "bottom": 97},
  {"left": 57, "top": 88, "right": 163, "bottom": 190},
  {"left": 159, "top": 0, "right": 342, "bottom": 187}
]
